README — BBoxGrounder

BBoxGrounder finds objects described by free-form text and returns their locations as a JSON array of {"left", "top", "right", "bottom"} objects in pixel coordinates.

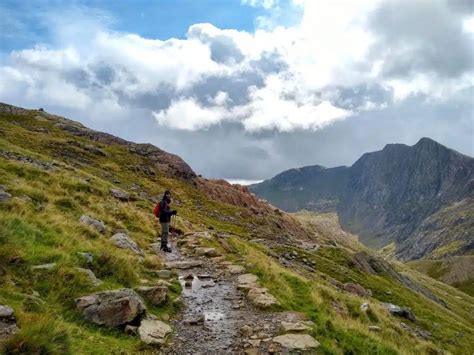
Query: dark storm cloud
[{"left": 369, "top": 0, "right": 474, "bottom": 78}]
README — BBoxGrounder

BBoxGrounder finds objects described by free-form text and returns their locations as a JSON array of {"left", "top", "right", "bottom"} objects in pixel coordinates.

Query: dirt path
[
  {"left": 159, "top": 236, "right": 290, "bottom": 354},
  {"left": 157, "top": 232, "right": 320, "bottom": 354}
]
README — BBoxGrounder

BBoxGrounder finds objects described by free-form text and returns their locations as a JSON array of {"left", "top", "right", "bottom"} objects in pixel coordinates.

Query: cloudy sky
[{"left": 1, "top": 0, "right": 473, "bottom": 182}]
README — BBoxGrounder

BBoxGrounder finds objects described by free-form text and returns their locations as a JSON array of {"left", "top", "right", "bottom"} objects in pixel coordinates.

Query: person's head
[{"left": 163, "top": 190, "right": 171, "bottom": 201}]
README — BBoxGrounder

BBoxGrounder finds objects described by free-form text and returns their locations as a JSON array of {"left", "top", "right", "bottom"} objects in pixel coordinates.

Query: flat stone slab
[
  {"left": 272, "top": 334, "right": 320, "bottom": 350},
  {"left": 165, "top": 260, "right": 203, "bottom": 269},
  {"left": 227, "top": 265, "right": 245, "bottom": 274},
  {"left": 248, "top": 287, "right": 279, "bottom": 308},
  {"left": 237, "top": 273, "right": 259, "bottom": 285},
  {"left": 280, "top": 321, "right": 314, "bottom": 332}
]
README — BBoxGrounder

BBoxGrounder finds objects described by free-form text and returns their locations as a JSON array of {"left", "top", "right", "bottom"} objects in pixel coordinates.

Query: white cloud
[
  {"left": 152, "top": 98, "right": 230, "bottom": 130},
  {"left": 0, "top": 0, "right": 472, "bottom": 134}
]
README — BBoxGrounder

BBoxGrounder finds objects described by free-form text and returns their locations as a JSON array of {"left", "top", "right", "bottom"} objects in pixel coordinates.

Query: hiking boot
[{"left": 163, "top": 246, "right": 172, "bottom": 253}]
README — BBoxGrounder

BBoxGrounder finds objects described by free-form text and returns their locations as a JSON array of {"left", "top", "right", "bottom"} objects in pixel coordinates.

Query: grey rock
[
  {"left": 135, "top": 286, "right": 168, "bottom": 306},
  {"left": 75, "top": 289, "right": 146, "bottom": 327},
  {"left": 110, "top": 188, "right": 129, "bottom": 201},
  {"left": 0, "top": 305, "right": 19, "bottom": 341},
  {"left": 79, "top": 215, "right": 106, "bottom": 233},
  {"left": 0, "top": 191, "right": 12, "bottom": 202},
  {"left": 138, "top": 319, "right": 172, "bottom": 346},
  {"left": 382, "top": 303, "right": 416, "bottom": 322},
  {"left": 272, "top": 334, "right": 320, "bottom": 350},
  {"left": 369, "top": 325, "right": 382, "bottom": 332},
  {"left": 75, "top": 267, "right": 102, "bottom": 286},
  {"left": 110, "top": 233, "right": 144, "bottom": 257}
]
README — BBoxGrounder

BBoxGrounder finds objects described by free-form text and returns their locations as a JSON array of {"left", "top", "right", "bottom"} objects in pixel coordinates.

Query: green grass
[{"left": 1, "top": 108, "right": 473, "bottom": 354}]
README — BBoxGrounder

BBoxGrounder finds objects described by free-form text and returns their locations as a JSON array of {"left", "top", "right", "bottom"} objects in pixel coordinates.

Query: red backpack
[{"left": 153, "top": 202, "right": 160, "bottom": 218}]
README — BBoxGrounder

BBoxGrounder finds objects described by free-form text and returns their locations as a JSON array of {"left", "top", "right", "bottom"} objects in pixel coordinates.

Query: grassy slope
[{"left": 0, "top": 109, "right": 473, "bottom": 354}]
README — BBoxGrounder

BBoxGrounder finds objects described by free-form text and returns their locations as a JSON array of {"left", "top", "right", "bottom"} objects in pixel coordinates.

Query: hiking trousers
[{"left": 160, "top": 222, "right": 170, "bottom": 244}]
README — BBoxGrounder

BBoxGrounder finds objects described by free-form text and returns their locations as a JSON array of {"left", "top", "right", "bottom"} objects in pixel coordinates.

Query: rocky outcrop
[
  {"left": 75, "top": 289, "right": 146, "bottom": 327},
  {"left": 0, "top": 305, "right": 19, "bottom": 341},
  {"left": 79, "top": 215, "right": 106, "bottom": 233}
]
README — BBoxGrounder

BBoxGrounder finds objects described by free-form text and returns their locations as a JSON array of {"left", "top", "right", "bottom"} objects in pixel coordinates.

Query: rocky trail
[{"left": 158, "top": 232, "right": 320, "bottom": 354}]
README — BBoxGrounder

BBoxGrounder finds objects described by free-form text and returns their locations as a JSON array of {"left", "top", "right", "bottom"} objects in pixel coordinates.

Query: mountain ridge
[{"left": 250, "top": 137, "right": 474, "bottom": 262}]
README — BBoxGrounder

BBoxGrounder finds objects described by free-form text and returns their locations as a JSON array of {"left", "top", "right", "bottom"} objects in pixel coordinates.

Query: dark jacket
[{"left": 159, "top": 198, "right": 174, "bottom": 223}]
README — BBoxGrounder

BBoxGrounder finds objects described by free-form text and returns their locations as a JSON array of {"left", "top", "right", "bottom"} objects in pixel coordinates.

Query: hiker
[{"left": 156, "top": 190, "right": 177, "bottom": 252}]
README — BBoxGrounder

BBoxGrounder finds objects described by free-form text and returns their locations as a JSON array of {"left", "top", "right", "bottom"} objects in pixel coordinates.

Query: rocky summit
[{"left": 1, "top": 103, "right": 473, "bottom": 354}]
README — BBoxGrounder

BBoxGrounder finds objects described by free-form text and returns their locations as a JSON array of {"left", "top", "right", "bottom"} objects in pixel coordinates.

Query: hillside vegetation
[{"left": 0, "top": 103, "right": 473, "bottom": 354}]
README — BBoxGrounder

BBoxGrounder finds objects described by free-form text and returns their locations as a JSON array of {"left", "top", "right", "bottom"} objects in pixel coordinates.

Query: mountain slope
[
  {"left": 1, "top": 103, "right": 473, "bottom": 354},
  {"left": 251, "top": 139, "right": 474, "bottom": 262}
]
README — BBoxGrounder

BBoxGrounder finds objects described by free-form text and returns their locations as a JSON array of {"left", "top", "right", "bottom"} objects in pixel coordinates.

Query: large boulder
[
  {"left": 79, "top": 215, "right": 106, "bottom": 233},
  {"left": 135, "top": 286, "right": 168, "bottom": 306},
  {"left": 272, "top": 334, "right": 320, "bottom": 350},
  {"left": 138, "top": 318, "right": 172, "bottom": 346},
  {"left": 110, "top": 233, "right": 144, "bottom": 257},
  {"left": 0, "top": 305, "right": 19, "bottom": 341},
  {"left": 75, "top": 289, "right": 146, "bottom": 327}
]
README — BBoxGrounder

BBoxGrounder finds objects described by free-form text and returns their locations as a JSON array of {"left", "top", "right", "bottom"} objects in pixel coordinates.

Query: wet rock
[
  {"left": 165, "top": 260, "right": 203, "bottom": 269},
  {"left": 343, "top": 282, "right": 371, "bottom": 297},
  {"left": 138, "top": 319, "right": 172, "bottom": 346},
  {"left": 280, "top": 321, "right": 313, "bottom": 332},
  {"left": 248, "top": 288, "right": 279, "bottom": 308},
  {"left": 184, "top": 313, "right": 205, "bottom": 325},
  {"left": 79, "top": 215, "right": 106, "bottom": 233},
  {"left": 110, "top": 233, "right": 144, "bottom": 257},
  {"left": 75, "top": 289, "right": 146, "bottom": 327},
  {"left": 183, "top": 273, "right": 194, "bottom": 280},
  {"left": 0, "top": 305, "right": 19, "bottom": 341},
  {"left": 110, "top": 188, "right": 129, "bottom": 201},
  {"left": 272, "top": 334, "right": 320, "bottom": 350},
  {"left": 382, "top": 303, "right": 416, "bottom": 322},
  {"left": 227, "top": 265, "right": 245, "bottom": 274},
  {"left": 32, "top": 263, "right": 57, "bottom": 271},
  {"left": 0, "top": 191, "right": 12, "bottom": 202},
  {"left": 135, "top": 286, "right": 168, "bottom": 306},
  {"left": 75, "top": 267, "right": 102, "bottom": 286}
]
